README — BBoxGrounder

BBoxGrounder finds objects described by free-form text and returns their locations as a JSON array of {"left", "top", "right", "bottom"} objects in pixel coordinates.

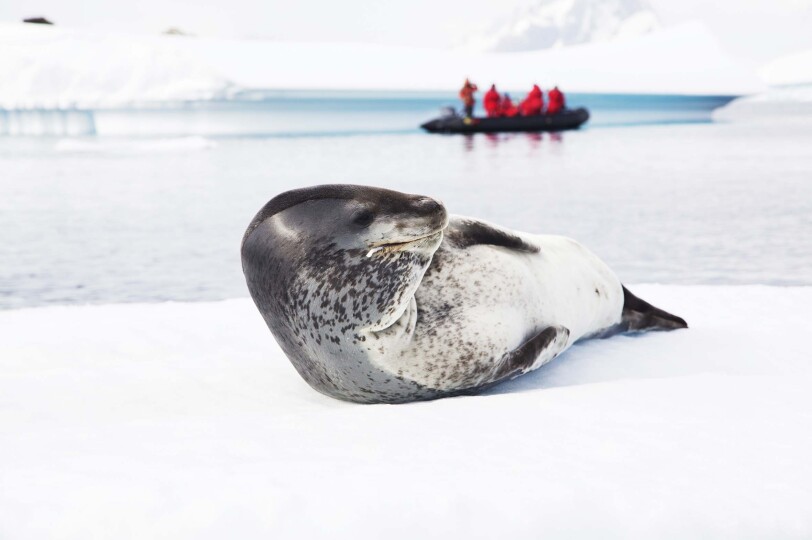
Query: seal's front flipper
[
  {"left": 494, "top": 325, "right": 570, "bottom": 380},
  {"left": 619, "top": 285, "right": 688, "bottom": 332},
  {"left": 446, "top": 218, "right": 539, "bottom": 253}
]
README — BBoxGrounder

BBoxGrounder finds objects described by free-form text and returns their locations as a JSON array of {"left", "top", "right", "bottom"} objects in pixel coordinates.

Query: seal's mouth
[{"left": 366, "top": 230, "right": 444, "bottom": 258}]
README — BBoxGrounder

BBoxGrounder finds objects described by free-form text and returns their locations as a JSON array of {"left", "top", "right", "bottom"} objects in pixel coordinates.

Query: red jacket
[
  {"left": 547, "top": 87, "right": 565, "bottom": 115},
  {"left": 459, "top": 80, "right": 478, "bottom": 106},
  {"left": 500, "top": 95, "right": 519, "bottom": 117},
  {"left": 484, "top": 85, "right": 501, "bottom": 117},
  {"left": 520, "top": 85, "right": 544, "bottom": 116}
]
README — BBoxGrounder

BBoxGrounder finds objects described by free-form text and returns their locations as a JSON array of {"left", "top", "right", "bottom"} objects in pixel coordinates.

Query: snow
[
  {"left": 760, "top": 49, "right": 812, "bottom": 86},
  {"left": 466, "top": 0, "right": 660, "bottom": 52},
  {"left": 0, "top": 20, "right": 763, "bottom": 110},
  {"left": 152, "top": 22, "right": 765, "bottom": 95},
  {"left": 713, "top": 83, "right": 812, "bottom": 123},
  {"left": 1, "top": 284, "right": 811, "bottom": 538},
  {"left": 0, "top": 22, "right": 235, "bottom": 109}
]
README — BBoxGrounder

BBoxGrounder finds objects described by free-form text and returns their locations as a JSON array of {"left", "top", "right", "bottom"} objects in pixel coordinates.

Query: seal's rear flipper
[
  {"left": 619, "top": 285, "right": 688, "bottom": 332},
  {"left": 495, "top": 325, "right": 570, "bottom": 380}
]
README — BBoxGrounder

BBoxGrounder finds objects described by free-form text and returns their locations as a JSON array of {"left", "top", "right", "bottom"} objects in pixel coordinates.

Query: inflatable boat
[{"left": 421, "top": 107, "right": 589, "bottom": 134}]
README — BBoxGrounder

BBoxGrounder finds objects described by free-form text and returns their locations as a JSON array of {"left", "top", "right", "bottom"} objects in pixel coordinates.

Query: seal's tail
[{"left": 618, "top": 285, "right": 688, "bottom": 332}]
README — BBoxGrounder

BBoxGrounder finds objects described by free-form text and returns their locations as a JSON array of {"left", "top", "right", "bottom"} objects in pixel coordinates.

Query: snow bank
[
  {"left": 0, "top": 20, "right": 762, "bottom": 112},
  {"left": 1, "top": 285, "right": 811, "bottom": 538},
  {"left": 712, "top": 83, "right": 812, "bottom": 123},
  {"left": 0, "top": 22, "right": 235, "bottom": 109}
]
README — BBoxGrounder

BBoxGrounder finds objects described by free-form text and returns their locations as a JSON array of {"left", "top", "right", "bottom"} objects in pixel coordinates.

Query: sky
[{"left": 3, "top": 0, "right": 811, "bottom": 66}]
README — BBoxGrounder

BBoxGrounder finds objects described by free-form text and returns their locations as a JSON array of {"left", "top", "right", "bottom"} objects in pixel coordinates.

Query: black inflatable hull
[{"left": 421, "top": 108, "right": 589, "bottom": 134}]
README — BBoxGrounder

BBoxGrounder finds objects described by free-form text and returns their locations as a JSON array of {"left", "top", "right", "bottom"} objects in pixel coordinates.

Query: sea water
[
  {"left": 1, "top": 96, "right": 810, "bottom": 309},
  {"left": 0, "top": 91, "right": 735, "bottom": 136}
]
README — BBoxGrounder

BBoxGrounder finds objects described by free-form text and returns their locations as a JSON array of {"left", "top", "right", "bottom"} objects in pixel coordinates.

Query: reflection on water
[
  {"left": 466, "top": 131, "right": 565, "bottom": 151},
  {"left": 1, "top": 122, "right": 810, "bottom": 309}
]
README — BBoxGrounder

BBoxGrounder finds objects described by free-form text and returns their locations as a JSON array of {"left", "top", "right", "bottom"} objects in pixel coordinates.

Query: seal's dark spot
[{"left": 446, "top": 219, "right": 539, "bottom": 253}]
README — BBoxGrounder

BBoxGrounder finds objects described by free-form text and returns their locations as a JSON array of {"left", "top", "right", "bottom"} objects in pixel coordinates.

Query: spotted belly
[{"left": 377, "top": 234, "right": 624, "bottom": 391}]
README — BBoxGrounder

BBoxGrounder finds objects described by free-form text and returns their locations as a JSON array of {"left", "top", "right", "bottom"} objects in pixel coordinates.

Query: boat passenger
[
  {"left": 547, "top": 86, "right": 565, "bottom": 115},
  {"left": 519, "top": 84, "right": 544, "bottom": 116},
  {"left": 484, "top": 84, "right": 501, "bottom": 117},
  {"left": 459, "top": 79, "right": 479, "bottom": 118},
  {"left": 500, "top": 93, "right": 519, "bottom": 117}
]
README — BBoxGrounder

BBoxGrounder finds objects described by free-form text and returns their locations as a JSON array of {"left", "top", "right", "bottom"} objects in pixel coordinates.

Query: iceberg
[
  {"left": 1, "top": 284, "right": 811, "bottom": 538},
  {"left": 0, "top": 22, "right": 236, "bottom": 135},
  {"left": 712, "top": 48, "right": 812, "bottom": 123},
  {"left": 713, "top": 84, "right": 812, "bottom": 123}
]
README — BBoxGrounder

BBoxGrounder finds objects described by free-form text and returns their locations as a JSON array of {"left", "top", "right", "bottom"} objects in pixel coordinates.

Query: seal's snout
[
  {"left": 370, "top": 193, "right": 447, "bottom": 251},
  {"left": 415, "top": 196, "right": 443, "bottom": 214},
  {"left": 411, "top": 195, "right": 448, "bottom": 231}
]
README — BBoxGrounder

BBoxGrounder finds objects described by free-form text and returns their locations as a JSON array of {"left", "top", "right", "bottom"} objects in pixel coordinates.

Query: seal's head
[{"left": 241, "top": 185, "right": 448, "bottom": 402}]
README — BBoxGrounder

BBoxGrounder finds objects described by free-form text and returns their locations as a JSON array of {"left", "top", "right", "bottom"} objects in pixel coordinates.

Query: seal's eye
[{"left": 353, "top": 209, "right": 375, "bottom": 227}]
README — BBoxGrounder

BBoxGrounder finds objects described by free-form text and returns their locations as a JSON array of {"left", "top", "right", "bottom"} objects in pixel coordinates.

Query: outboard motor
[
  {"left": 420, "top": 106, "right": 463, "bottom": 132},
  {"left": 439, "top": 106, "right": 459, "bottom": 118}
]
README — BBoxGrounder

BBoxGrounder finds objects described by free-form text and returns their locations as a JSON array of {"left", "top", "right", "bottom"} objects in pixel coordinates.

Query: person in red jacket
[
  {"left": 500, "top": 93, "right": 519, "bottom": 117},
  {"left": 547, "top": 86, "right": 565, "bottom": 115},
  {"left": 519, "top": 84, "right": 544, "bottom": 116},
  {"left": 483, "top": 84, "right": 501, "bottom": 117},
  {"left": 459, "top": 79, "right": 478, "bottom": 118}
]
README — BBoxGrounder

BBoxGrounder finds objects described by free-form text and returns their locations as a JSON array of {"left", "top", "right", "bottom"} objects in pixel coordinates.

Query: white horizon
[{"left": 3, "top": 0, "right": 811, "bottom": 67}]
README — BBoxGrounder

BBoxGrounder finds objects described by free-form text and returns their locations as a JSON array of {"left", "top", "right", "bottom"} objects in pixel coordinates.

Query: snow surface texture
[
  {"left": 1, "top": 285, "right": 811, "bottom": 538},
  {"left": 466, "top": 0, "right": 660, "bottom": 52},
  {"left": 713, "top": 83, "right": 812, "bottom": 123},
  {"left": 0, "top": 20, "right": 762, "bottom": 115}
]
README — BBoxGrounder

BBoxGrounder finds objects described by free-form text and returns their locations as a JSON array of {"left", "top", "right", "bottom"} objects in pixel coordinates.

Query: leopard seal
[{"left": 241, "top": 184, "right": 687, "bottom": 404}]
